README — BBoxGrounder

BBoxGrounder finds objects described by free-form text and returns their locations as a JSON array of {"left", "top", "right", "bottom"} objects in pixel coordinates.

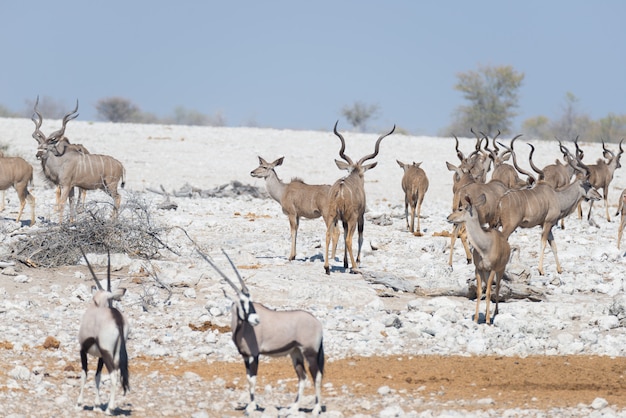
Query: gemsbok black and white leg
[
  {"left": 199, "top": 249, "right": 324, "bottom": 414},
  {"left": 77, "top": 249, "right": 129, "bottom": 415}
]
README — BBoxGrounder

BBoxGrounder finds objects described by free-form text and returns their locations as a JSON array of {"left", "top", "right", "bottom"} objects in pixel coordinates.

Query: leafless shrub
[{"left": 8, "top": 193, "right": 173, "bottom": 267}]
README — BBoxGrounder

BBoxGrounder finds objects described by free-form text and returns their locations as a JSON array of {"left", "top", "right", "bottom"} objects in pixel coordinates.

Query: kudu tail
[{"left": 121, "top": 167, "right": 126, "bottom": 189}]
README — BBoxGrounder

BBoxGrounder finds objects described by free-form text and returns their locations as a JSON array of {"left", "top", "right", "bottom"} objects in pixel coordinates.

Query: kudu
[
  {"left": 324, "top": 122, "right": 395, "bottom": 274},
  {"left": 250, "top": 156, "right": 339, "bottom": 260},
  {"left": 0, "top": 152, "right": 36, "bottom": 225},
  {"left": 575, "top": 139, "right": 624, "bottom": 223},
  {"left": 489, "top": 134, "right": 529, "bottom": 189},
  {"left": 448, "top": 194, "right": 510, "bottom": 324},
  {"left": 32, "top": 100, "right": 126, "bottom": 223},
  {"left": 444, "top": 132, "right": 504, "bottom": 266},
  {"left": 616, "top": 188, "right": 626, "bottom": 250},
  {"left": 448, "top": 177, "right": 508, "bottom": 266},
  {"left": 77, "top": 249, "right": 129, "bottom": 415},
  {"left": 528, "top": 140, "right": 576, "bottom": 229},
  {"left": 498, "top": 142, "right": 601, "bottom": 275},
  {"left": 198, "top": 249, "right": 324, "bottom": 415},
  {"left": 31, "top": 97, "right": 89, "bottom": 211},
  {"left": 397, "top": 160, "right": 429, "bottom": 236}
]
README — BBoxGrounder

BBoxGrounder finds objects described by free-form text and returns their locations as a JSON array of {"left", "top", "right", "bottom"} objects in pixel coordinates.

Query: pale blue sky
[{"left": 2, "top": 1, "right": 624, "bottom": 135}]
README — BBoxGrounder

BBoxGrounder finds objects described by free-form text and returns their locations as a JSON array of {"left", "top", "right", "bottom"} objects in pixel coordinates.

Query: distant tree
[
  {"left": 96, "top": 97, "right": 140, "bottom": 122},
  {"left": 551, "top": 92, "right": 592, "bottom": 140},
  {"left": 341, "top": 101, "right": 380, "bottom": 132},
  {"left": 522, "top": 115, "right": 551, "bottom": 139},
  {"left": 23, "top": 96, "right": 70, "bottom": 119},
  {"left": 166, "top": 106, "right": 226, "bottom": 127},
  {"left": 0, "top": 104, "right": 17, "bottom": 118},
  {"left": 446, "top": 65, "right": 524, "bottom": 137},
  {"left": 588, "top": 113, "right": 626, "bottom": 142}
]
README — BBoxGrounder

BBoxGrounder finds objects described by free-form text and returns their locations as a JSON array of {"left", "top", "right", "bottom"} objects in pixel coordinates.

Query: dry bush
[{"left": 8, "top": 193, "right": 174, "bottom": 268}]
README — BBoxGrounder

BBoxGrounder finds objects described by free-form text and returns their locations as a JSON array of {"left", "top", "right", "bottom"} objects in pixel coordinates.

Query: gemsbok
[
  {"left": 324, "top": 122, "right": 395, "bottom": 274},
  {"left": 250, "top": 156, "right": 339, "bottom": 260},
  {"left": 397, "top": 160, "right": 429, "bottom": 235},
  {"left": 616, "top": 188, "right": 626, "bottom": 250},
  {"left": 77, "top": 249, "right": 129, "bottom": 415},
  {"left": 498, "top": 142, "right": 601, "bottom": 275},
  {"left": 31, "top": 99, "right": 126, "bottom": 223},
  {"left": 198, "top": 249, "right": 324, "bottom": 415},
  {"left": 0, "top": 152, "right": 36, "bottom": 225},
  {"left": 448, "top": 194, "right": 510, "bottom": 324}
]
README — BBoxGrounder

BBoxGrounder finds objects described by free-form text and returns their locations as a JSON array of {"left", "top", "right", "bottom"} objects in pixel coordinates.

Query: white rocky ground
[{"left": 1, "top": 118, "right": 626, "bottom": 417}]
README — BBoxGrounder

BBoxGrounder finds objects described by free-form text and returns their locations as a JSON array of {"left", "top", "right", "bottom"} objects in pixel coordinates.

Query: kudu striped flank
[
  {"left": 31, "top": 98, "right": 126, "bottom": 223},
  {"left": 324, "top": 122, "right": 395, "bottom": 274},
  {"left": 77, "top": 249, "right": 129, "bottom": 415},
  {"left": 498, "top": 141, "right": 601, "bottom": 275},
  {"left": 199, "top": 249, "right": 324, "bottom": 415}
]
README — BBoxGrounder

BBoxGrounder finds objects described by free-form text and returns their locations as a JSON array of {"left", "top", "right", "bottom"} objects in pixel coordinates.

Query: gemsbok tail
[
  {"left": 318, "top": 338, "right": 325, "bottom": 376},
  {"left": 119, "top": 328, "right": 130, "bottom": 394}
]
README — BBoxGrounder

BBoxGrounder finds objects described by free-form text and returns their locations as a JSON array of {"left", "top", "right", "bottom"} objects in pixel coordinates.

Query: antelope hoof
[
  {"left": 324, "top": 266, "right": 330, "bottom": 275},
  {"left": 413, "top": 231, "right": 423, "bottom": 237},
  {"left": 465, "top": 258, "right": 472, "bottom": 264},
  {"left": 245, "top": 401, "right": 258, "bottom": 415},
  {"left": 312, "top": 404, "right": 322, "bottom": 415}
]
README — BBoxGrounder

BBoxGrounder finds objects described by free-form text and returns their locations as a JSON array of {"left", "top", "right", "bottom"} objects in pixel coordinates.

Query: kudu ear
[
  {"left": 273, "top": 156, "right": 285, "bottom": 167},
  {"left": 361, "top": 162, "right": 378, "bottom": 172},
  {"left": 446, "top": 161, "right": 459, "bottom": 172},
  {"left": 335, "top": 159, "right": 351, "bottom": 171},
  {"left": 257, "top": 156, "right": 268, "bottom": 165},
  {"left": 396, "top": 160, "right": 405, "bottom": 169}
]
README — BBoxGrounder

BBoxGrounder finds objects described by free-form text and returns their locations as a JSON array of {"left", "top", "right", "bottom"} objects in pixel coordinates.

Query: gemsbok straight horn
[
  {"left": 198, "top": 249, "right": 324, "bottom": 415},
  {"left": 77, "top": 248, "right": 129, "bottom": 415}
]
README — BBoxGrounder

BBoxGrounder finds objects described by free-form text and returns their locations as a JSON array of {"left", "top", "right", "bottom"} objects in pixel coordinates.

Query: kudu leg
[
  {"left": 605, "top": 196, "right": 612, "bottom": 222},
  {"left": 324, "top": 222, "right": 336, "bottom": 274},
  {"left": 344, "top": 222, "right": 358, "bottom": 272},
  {"left": 355, "top": 217, "right": 365, "bottom": 268},
  {"left": 415, "top": 200, "right": 424, "bottom": 236},
  {"left": 330, "top": 221, "right": 340, "bottom": 260},
  {"left": 619, "top": 214, "right": 626, "bottom": 250},
  {"left": 484, "top": 270, "right": 497, "bottom": 325},
  {"left": 404, "top": 202, "right": 411, "bottom": 231},
  {"left": 547, "top": 229, "right": 562, "bottom": 274},
  {"left": 473, "top": 269, "right": 483, "bottom": 324},
  {"left": 288, "top": 215, "right": 299, "bottom": 261},
  {"left": 409, "top": 203, "right": 416, "bottom": 234}
]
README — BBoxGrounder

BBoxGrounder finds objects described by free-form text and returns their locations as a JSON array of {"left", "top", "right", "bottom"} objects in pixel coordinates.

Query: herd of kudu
[
  {"left": 252, "top": 125, "right": 625, "bottom": 326},
  {"left": 0, "top": 97, "right": 125, "bottom": 226}
]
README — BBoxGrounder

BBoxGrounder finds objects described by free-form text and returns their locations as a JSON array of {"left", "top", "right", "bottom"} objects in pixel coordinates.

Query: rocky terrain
[{"left": 1, "top": 118, "right": 626, "bottom": 416}]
